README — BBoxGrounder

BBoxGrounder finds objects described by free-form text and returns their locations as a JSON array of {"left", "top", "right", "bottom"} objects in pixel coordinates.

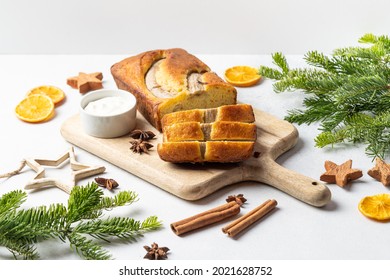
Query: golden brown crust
[
  {"left": 164, "top": 122, "right": 204, "bottom": 142},
  {"left": 161, "top": 104, "right": 254, "bottom": 128},
  {"left": 157, "top": 141, "right": 254, "bottom": 163},
  {"left": 204, "top": 142, "right": 254, "bottom": 162},
  {"left": 163, "top": 121, "right": 257, "bottom": 142},
  {"left": 210, "top": 122, "right": 257, "bottom": 141},
  {"left": 201, "top": 71, "right": 226, "bottom": 86},
  {"left": 111, "top": 48, "right": 237, "bottom": 131},
  {"left": 161, "top": 109, "right": 204, "bottom": 128},
  {"left": 111, "top": 50, "right": 164, "bottom": 128},
  {"left": 157, "top": 142, "right": 202, "bottom": 163},
  {"left": 153, "top": 49, "right": 210, "bottom": 93},
  {"left": 215, "top": 104, "right": 255, "bottom": 123},
  {"left": 158, "top": 104, "right": 256, "bottom": 163}
]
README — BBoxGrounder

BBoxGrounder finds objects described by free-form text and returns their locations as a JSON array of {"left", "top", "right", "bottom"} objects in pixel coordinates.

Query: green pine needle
[
  {"left": 259, "top": 33, "right": 390, "bottom": 159},
  {"left": 0, "top": 190, "right": 27, "bottom": 214},
  {"left": 0, "top": 182, "right": 162, "bottom": 260},
  {"left": 68, "top": 233, "right": 112, "bottom": 260},
  {"left": 66, "top": 183, "right": 104, "bottom": 222},
  {"left": 98, "top": 190, "right": 138, "bottom": 210},
  {"left": 272, "top": 52, "right": 290, "bottom": 74}
]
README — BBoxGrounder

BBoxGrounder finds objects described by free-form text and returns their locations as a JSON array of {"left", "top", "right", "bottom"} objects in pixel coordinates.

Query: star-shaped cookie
[
  {"left": 67, "top": 72, "right": 103, "bottom": 94},
  {"left": 320, "top": 159, "right": 363, "bottom": 187},
  {"left": 368, "top": 158, "right": 390, "bottom": 186}
]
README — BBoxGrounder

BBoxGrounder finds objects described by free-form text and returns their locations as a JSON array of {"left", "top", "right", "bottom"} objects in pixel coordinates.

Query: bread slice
[
  {"left": 157, "top": 141, "right": 255, "bottom": 163},
  {"left": 161, "top": 104, "right": 255, "bottom": 128},
  {"left": 157, "top": 104, "right": 257, "bottom": 163},
  {"left": 111, "top": 48, "right": 237, "bottom": 131},
  {"left": 163, "top": 121, "right": 257, "bottom": 142}
]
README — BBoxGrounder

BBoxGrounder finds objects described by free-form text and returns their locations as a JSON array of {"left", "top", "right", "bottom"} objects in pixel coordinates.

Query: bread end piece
[{"left": 157, "top": 142, "right": 203, "bottom": 163}]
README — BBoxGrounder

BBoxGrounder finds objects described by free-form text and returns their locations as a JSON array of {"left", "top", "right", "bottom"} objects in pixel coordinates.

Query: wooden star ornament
[
  {"left": 368, "top": 158, "right": 390, "bottom": 186},
  {"left": 320, "top": 159, "right": 363, "bottom": 187},
  {"left": 67, "top": 72, "right": 103, "bottom": 94},
  {"left": 0, "top": 147, "right": 105, "bottom": 194}
]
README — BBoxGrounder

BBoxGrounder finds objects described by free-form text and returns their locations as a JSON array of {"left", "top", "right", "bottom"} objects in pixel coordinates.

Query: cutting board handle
[{"left": 254, "top": 157, "right": 331, "bottom": 207}]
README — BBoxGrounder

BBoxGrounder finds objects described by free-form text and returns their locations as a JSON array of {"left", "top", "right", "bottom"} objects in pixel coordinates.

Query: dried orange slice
[
  {"left": 224, "top": 66, "right": 261, "bottom": 87},
  {"left": 358, "top": 193, "right": 390, "bottom": 221},
  {"left": 43, "top": 107, "right": 56, "bottom": 122},
  {"left": 26, "top": 85, "right": 65, "bottom": 106},
  {"left": 15, "top": 94, "right": 55, "bottom": 123}
]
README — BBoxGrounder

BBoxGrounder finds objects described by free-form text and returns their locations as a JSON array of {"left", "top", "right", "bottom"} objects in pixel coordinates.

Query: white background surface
[
  {"left": 0, "top": 54, "right": 389, "bottom": 260},
  {"left": 1, "top": 0, "right": 390, "bottom": 54}
]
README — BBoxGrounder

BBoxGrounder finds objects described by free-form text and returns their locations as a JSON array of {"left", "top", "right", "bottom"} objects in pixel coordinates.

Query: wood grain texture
[{"left": 60, "top": 108, "right": 331, "bottom": 207}]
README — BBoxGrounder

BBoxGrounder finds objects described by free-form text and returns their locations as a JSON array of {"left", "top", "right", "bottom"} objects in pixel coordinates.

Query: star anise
[
  {"left": 130, "top": 129, "right": 156, "bottom": 141},
  {"left": 143, "top": 242, "right": 170, "bottom": 260},
  {"left": 253, "top": 151, "right": 261, "bottom": 158},
  {"left": 94, "top": 177, "right": 119, "bottom": 190},
  {"left": 130, "top": 139, "right": 154, "bottom": 154},
  {"left": 226, "top": 194, "right": 247, "bottom": 206}
]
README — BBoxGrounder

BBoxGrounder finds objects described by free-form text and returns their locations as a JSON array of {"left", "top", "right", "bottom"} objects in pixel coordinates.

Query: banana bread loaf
[{"left": 111, "top": 48, "right": 237, "bottom": 131}]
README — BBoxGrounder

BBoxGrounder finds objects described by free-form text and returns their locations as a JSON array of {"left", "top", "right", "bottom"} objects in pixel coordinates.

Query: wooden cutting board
[{"left": 60, "top": 108, "right": 331, "bottom": 207}]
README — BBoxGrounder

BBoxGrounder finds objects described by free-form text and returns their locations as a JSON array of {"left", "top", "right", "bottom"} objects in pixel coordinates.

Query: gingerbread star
[
  {"left": 368, "top": 158, "right": 390, "bottom": 186},
  {"left": 320, "top": 159, "right": 363, "bottom": 187},
  {"left": 67, "top": 72, "right": 103, "bottom": 94}
]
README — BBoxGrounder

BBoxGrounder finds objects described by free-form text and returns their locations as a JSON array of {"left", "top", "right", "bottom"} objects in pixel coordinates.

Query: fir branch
[
  {"left": 285, "top": 98, "right": 335, "bottom": 126},
  {"left": 0, "top": 237, "right": 39, "bottom": 260},
  {"left": 367, "top": 137, "right": 390, "bottom": 159},
  {"left": 0, "top": 190, "right": 26, "bottom": 214},
  {"left": 75, "top": 217, "right": 142, "bottom": 241},
  {"left": 3, "top": 205, "right": 67, "bottom": 242},
  {"left": 97, "top": 190, "right": 138, "bottom": 210},
  {"left": 272, "top": 52, "right": 290, "bottom": 74},
  {"left": 141, "top": 215, "right": 162, "bottom": 230},
  {"left": 304, "top": 51, "right": 338, "bottom": 72},
  {"left": 359, "top": 33, "right": 390, "bottom": 48},
  {"left": 260, "top": 33, "right": 390, "bottom": 158},
  {"left": 258, "top": 66, "right": 283, "bottom": 80},
  {"left": 0, "top": 183, "right": 162, "bottom": 260},
  {"left": 359, "top": 33, "right": 378, "bottom": 44},
  {"left": 74, "top": 216, "right": 161, "bottom": 242},
  {"left": 68, "top": 233, "right": 111, "bottom": 260},
  {"left": 66, "top": 183, "right": 103, "bottom": 223}
]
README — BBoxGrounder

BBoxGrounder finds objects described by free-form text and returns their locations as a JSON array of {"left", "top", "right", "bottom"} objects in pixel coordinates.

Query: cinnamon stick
[
  {"left": 222, "top": 199, "right": 277, "bottom": 237},
  {"left": 171, "top": 201, "right": 240, "bottom": 235}
]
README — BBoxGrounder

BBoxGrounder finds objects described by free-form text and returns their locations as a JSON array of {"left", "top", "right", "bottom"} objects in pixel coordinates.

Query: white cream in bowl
[
  {"left": 80, "top": 89, "right": 137, "bottom": 138},
  {"left": 84, "top": 96, "right": 131, "bottom": 116}
]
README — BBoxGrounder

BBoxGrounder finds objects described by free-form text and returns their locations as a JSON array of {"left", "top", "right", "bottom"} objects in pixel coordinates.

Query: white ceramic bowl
[{"left": 79, "top": 89, "right": 137, "bottom": 138}]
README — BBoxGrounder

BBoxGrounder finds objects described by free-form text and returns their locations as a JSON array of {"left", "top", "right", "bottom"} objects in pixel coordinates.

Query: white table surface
[{"left": 0, "top": 54, "right": 389, "bottom": 260}]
